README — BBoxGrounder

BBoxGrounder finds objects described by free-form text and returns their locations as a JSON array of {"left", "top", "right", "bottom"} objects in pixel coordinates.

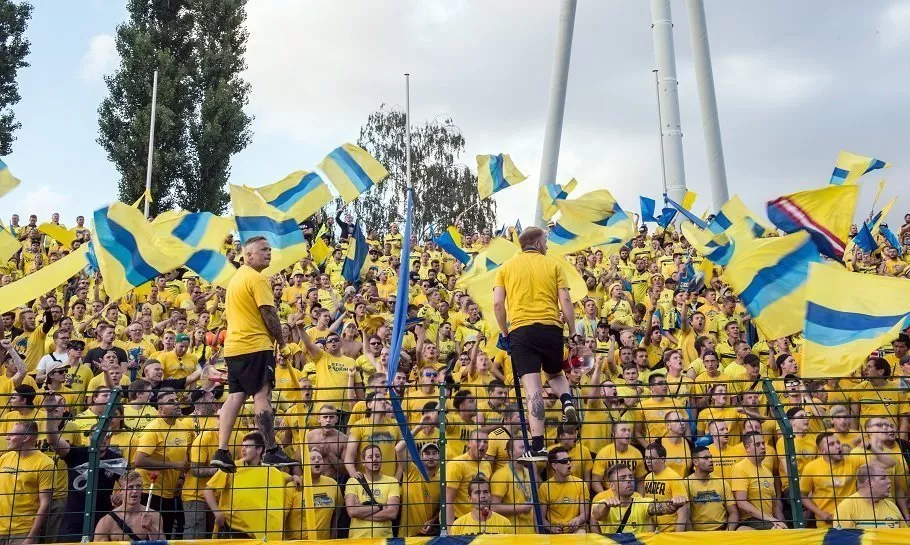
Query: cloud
[
  {"left": 711, "top": 53, "right": 830, "bottom": 106},
  {"left": 879, "top": 1, "right": 910, "bottom": 49},
  {"left": 80, "top": 34, "right": 117, "bottom": 83},
  {"left": 6, "top": 185, "right": 69, "bottom": 218}
]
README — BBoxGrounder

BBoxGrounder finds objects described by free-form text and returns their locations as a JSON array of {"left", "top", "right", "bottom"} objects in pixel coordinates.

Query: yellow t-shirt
[
  {"left": 445, "top": 454, "right": 492, "bottom": 518},
  {"left": 399, "top": 465, "right": 441, "bottom": 537},
  {"left": 799, "top": 455, "right": 862, "bottom": 528},
  {"left": 13, "top": 326, "right": 48, "bottom": 373},
  {"left": 347, "top": 417, "right": 402, "bottom": 477},
  {"left": 344, "top": 474, "right": 400, "bottom": 538},
  {"left": 835, "top": 492, "right": 907, "bottom": 529},
  {"left": 663, "top": 438, "right": 692, "bottom": 479},
  {"left": 224, "top": 265, "right": 275, "bottom": 357},
  {"left": 0, "top": 450, "right": 55, "bottom": 535},
  {"left": 285, "top": 475, "right": 341, "bottom": 540},
  {"left": 591, "top": 491, "right": 653, "bottom": 534},
  {"left": 489, "top": 464, "right": 534, "bottom": 534},
  {"left": 537, "top": 476, "right": 588, "bottom": 526},
  {"left": 134, "top": 417, "right": 194, "bottom": 499},
  {"left": 310, "top": 349, "right": 358, "bottom": 411},
  {"left": 592, "top": 443, "right": 647, "bottom": 487},
  {"left": 123, "top": 403, "right": 157, "bottom": 431},
  {"left": 493, "top": 250, "right": 568, "bottom": 331},
  {"left": 641, "top": 467, "right": 687, "bottom": 531},
  {"left": 450, "top": 510, "right": 513, "bottom": 535},
  {"left": 685, "top": 475, "right": 732, "bottom": 531},
  {"left": 730, "top": 457, "right": 776, "bottom": 520},
  {"left": 157, "top": 350, "right": 199, "bottom": 380},
  {"left": 183, "top": 430, "right": 218, "bottom": 502},
  {"left": 207, "top": 465, "right": 288, "bottom": 540}
]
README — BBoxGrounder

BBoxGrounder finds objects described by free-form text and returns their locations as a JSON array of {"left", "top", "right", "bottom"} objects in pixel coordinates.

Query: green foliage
[
  {"left": 353, "top": 105, "right": 496, "bottom": 239},
  {"left": 98, "top": 0, "right": 252, "bottom": 216},
  {"left": 0, "top": 1, "right": 31, "bottom": 156}
]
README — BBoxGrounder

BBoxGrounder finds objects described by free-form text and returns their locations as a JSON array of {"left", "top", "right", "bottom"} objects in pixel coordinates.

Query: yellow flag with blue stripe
[
  {"left": 93, "top": 202, "right": 194, "bottom": 301},
  {"left": 250, "top": 170, "right": 333, "bottom": 222},
  {"left": 723, "top": 231, "right": 823, "bottom": 339},
  {"left": 152, "top": 211, "right": 238, "bottom": 287},
  {"left": 708, "top": 195, "right": 774, "bottom": 235},
  {"left": 477, "top": 153, "right": 527, "bottom": 200},
  {"left": 538, "top": 178, "right": 578, "bottom": 221},
  {"left": 230, "top": 184, "right": 309, "bottom": 275},
  {"left": 0, "top": 158, "right": 20, "bottom": 199},
  {"left": 682, "top": 219, "right": 764, "bottom": 267},
  {"left": 829, "top": 150, "right": 892, "bottom": 185},
  {"left": 548, "top": 189, "right": 636, "bottom": 256},
  {"left": 318, "top": 143, "right": 389, "bottom": 204},
  {"left": 803, "top": 263, "right": 910, "bottom": 378}
]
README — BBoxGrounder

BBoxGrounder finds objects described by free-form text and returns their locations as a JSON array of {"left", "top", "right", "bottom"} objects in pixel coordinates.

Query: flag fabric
[
  {"left": 868, "top": 197, "right": 896, "bottom": 232},
  {"left": 656, "top": 207, "right": 677, "bottom": 229},
  {"left": 640, "top": 196, "right": 657, "bottom": 223},
  {"left": 802, "top": 263, "right": 910, "bottom": 378},
  {"left": 548, "top": 191, "right": 636, "bottom": 256},
  {"left": 708, "top": 195, "right": 773, "bottom": 235},
  {"left": 511, "top": 219, "right": 522, "bottom": 245},
  {"left": 0, "top": 227, "right": 19, "bottom": 263},
  {"left": 853, "top": 223, "right": 879, "bottom": 254},
  {"left": 681, "top": 190, "right": 697, "bottom": 211},
  {"left": 767, "top": 184, "right": 858, "bottom": 261},
  {"left": 539, "top": 179, "right": 578, "bottom": 221},
  {"left": 723, "top": 231, "right": 823, "bottom": 339},
  {"left": 829, "top": 150, "right": 892, "bottom": 185},
  {"left": 130, "top": 189, "right": 152, "bottom": 210},
  {"left": 155, "top": 211, "right": 236, "bottom": 252},
  {"left": 682, "top": 219, "right": 763, "bottom": 267},
  {"left": 0, "top": 245, "right": 89, "bottom": 314},
  {"left": 433, "top": 226, "right": 470, "bottom": 265},
  {"left": 318, "top": 143, "right": 389, "bottom": 204},
  {"left": 230, "top": 184, "right": 309, "bottom": 275},
  {"left": 92, "top": 203, "right": 193, "bottom": 301},
  {"left": 38, "top": 223, "right": 76, "bottom": 247},
  {"left": 881, "top": 225, "right": 903, "bottom": 255},
  {"left": 477, "top": 153, "right": 527, "bottom": 200},
  {"left": 0, "top": 159, "right": 20, "bottom": 199},
  {"left": 250, "top": 170, "right": 333, "bottom": 222},
  {"left": 342, "top": 223, "right": 369, "bottom": 283},
  {"left": 666, "top": 195, "right": 709, "bottom": 229}
]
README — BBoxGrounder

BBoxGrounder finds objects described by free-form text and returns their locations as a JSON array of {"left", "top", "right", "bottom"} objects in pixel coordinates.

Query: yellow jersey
[
  {"left": 835, "top": 492, "right": 907, "bottom": 529},
  {"left": 493, "top": 250, "right": 568, "bottom": 331},
  {"left": 344, "top": 474, "right": 400, "bottom": 538},
  {"left": 685, "top": 475, "right": 733, "bottom": 531},
  {"left": 538, "top": 476, "right": 588, "bottom": 526},
  {"left": 450, "top": 511, "right": 513, "bottom": 535},
  {"left": 224, "top": 265, "right": 275, "bottom": 357}
]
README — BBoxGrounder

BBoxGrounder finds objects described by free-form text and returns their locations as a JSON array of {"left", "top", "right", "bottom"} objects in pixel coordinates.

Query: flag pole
[
  {"left": 143, "top": 70, "right": 159, "bottom": 219},
  {"left": 653, "top": 69, "right": 668, "bottom": 196}
]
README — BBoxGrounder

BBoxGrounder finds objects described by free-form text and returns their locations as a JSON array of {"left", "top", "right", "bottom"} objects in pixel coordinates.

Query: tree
[
  {"left": 180, "top": 0, "right": 252, "bottom": 214},
  {"left": 0, "top": 1, "right": 31, "bottom": 156},
  {"left": 98, "top": 0, "right": 196, "bottom": 216},
  {"left": 353, "top": 105, "right": 496, "bottom": 239}
]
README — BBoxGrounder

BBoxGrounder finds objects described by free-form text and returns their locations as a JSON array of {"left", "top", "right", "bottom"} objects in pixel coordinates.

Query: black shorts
[
  {"left": 225, "top": 350, "right": 275, "bottom": 396},
  {"left": 509, "top": 324, "right": 565, "bottom": 378}
]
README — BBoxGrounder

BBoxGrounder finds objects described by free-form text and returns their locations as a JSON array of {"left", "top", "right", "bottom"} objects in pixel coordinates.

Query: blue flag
[
  {"left": 433, "top": 226, "right": 470, "bottom": 265},
  {"left": 853, "top": 223, "right": 879, "bottom": 253},
  {"left": 657, "top": 207, "right": 678, "bottom": 228},
  {"left": 341, "top": 223, "right": 369, "bottom": 283},
  {"left": 882, "top": 225, "right": 903, "bottom": 255},
  {"left": 640, "top": 196, "right": 657, "bottom": 223},
  {"left": 666, "top": 195, "right": 709, "bottom": 229}
]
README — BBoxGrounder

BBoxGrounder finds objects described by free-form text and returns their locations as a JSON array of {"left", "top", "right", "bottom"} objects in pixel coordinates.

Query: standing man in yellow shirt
[
  {"left": 493, "top": 227, "right": 577, "bottom": 460},
  {"left": 0, "top": 420, "right": 54, "bottom": 544},
  {"left": 731, "top": 431, "right": 786, "bottom": 529},
  {"left": 212, "top": 236, "right": 294, "bottom": 472}
]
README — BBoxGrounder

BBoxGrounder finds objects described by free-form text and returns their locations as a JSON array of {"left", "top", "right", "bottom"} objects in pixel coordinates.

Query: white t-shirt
[{"left": 36, "top": 351, "right": 68, "bottom": 377}]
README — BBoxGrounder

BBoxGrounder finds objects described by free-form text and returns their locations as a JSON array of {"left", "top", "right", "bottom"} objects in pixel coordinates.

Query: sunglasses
[
  {"left": 369, "top": 341, "right": 382, "bottom": 346},
  {"left": 552, "top": 458, "right": 571, "bottom": 465},
  {"left": 326, "top": 338, "right": 340, "bottom": 343},
  {"left": 423, "top": 371, "right": 438, "bottom": 378}
]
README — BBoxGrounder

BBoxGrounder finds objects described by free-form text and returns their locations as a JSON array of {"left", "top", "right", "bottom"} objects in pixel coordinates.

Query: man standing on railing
[
  {"left": 493, "top": 227, "right": 578, "bottom": 461},
  {"left": 212, "top": 236, "right": 295, "bottom": 472}
]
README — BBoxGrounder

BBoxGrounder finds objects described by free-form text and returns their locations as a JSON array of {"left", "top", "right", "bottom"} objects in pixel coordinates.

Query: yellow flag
[
  {"left": 0, "top": 245, "right": 88, "bottom": 314},
  {"left": 38, "top": 223, "right": 76, "bottom": 247}
]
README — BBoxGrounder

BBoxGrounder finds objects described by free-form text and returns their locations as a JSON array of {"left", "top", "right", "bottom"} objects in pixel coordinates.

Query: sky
[{"left": 0, "top": 0, "right": 908, "bottom": 229}]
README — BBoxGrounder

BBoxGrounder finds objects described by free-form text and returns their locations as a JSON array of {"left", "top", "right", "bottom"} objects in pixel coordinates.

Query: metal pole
[
  {"left": 650, "top": 0, "right": 688, "bottom": 205},
  {"left": 534, "top": 0, "right": 577, "bottom": 227},
  {"left": 653, "top": 69, "right": 668, "bottom": 195},
  {"left": 686, "top": 0, "right": 729, "bottom": 211},
  {"left": 143, "top": 70, "right": 159, "bottom": 219},
  {"left": 405, "top": 73, "right": 412, "bottom": 193}
]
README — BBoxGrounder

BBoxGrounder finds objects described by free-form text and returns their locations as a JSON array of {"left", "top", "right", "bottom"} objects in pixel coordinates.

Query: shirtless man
[
  {"left": 94, "top": 471, "right": 164, "bottom": 541},
  {"left": 305, "top": 404, "right": 348, "bottom": 480}
]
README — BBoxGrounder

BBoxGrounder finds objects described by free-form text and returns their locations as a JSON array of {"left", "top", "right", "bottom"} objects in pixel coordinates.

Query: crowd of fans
[{"left": 0, "top": 208, "right": 909, "bottom": 543}]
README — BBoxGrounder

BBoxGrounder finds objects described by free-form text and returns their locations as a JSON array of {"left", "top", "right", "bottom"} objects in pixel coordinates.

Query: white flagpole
[
  {"left": 405, "top": 73, "right": 411, "bottom": 193},
  {"left": 143, "top": 70, "right": 159, "bottom": 219}
]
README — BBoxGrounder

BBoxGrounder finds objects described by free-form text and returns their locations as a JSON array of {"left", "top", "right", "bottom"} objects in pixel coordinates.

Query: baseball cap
[
  {"left": 421, "top": 443, "right": 440, "bottom": 454},
  {"left": 67, "top": 339, "right": 86, "bottom": 351},
  {"left": 175, "top": 333, "right": 190, "bottom": 343},
  {"left": 45, "top": 360, "right": 70, "bottom": 375}
]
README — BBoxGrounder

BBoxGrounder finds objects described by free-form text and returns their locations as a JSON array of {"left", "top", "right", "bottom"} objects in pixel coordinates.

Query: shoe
[
  {"left": 518, "top": 448, "right": 549, "bottom": 462},
  {"left": 562, "top": 402, "right": 578, "bottom": 426},
  {"left": 211, "top": 449, "right": 236, "bottom": 473},
  {"left": 263, "top": 448, "right": 296, "bottom": 467}
]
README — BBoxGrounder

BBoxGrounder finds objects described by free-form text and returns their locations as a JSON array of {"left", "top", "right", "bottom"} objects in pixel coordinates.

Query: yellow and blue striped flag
[
  {"left": 682, "top": 219, "right": 764, "bottom": 267},
  {"left": 250, "top": 170, "right": 333, "bottom": 222},
  {"left": 342, "top": 223, "right": 369, "bottom": 283},
  {"left": 477, "top": 153, "right": 527, "bottom": 200},
  {"left": 853, "top": 222, "right": 879, "bottom": 254},
  {"left": 708, "top": 195, "right": 774, "bottom": 235},
  {"left": 723, "top": 231, "right": 823, "bottom": 339},
  {"left": 666, "top": 195, "right": 709, "bottom": 229},
  {"left": 803, "top": 263, "right": 910, "bottom": 378},
  {"left": 93, "top": 202, "right": 193, "bottom": 301},
  {"left": 318, "top": 143, "right": 389, "bottom": 204},
  {"left": 767, "top": 184, "right": 858, "bottom": 261},
  {"left": 153, "top": 211, "right": 238, "bottom": 286},
  {"left": 539, "top": 178, "right": 577, "bottom": 221},
  {"left": 230, "top": 184, "right": 309, "bottom": 275},
  {"left": 0, "top": 158, "right": 20, "bottom": 199},
  {"left": 881, "top": 225, "right": 903, "bottom": 255},
  {"left": 547, "top": 189, "right": 636, "bottom": 256},
  {"left": 433, "top": 226, "right": 470, "bottom": 265},
  {"left": 829, "top": 150, "right": 892, "bottom": 185}
]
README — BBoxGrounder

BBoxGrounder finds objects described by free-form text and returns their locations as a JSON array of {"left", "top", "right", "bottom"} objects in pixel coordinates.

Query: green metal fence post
[
  {"left": 82, "top": 388, "right": 123, "bottom": 542},
  {"left": 437, "top": 383, "right": 448, "bottom": 537},
  {"left": 762, "top": 378, "right": 805, "bottom": 528}
]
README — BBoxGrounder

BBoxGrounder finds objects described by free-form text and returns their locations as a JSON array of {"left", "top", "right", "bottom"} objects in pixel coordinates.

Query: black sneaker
[
  {"left": 263, "top": 448, "right": 296, "bottom": 467},
  {"left": 211, "top": 449, "right": 236, "bottom": 473},
  {"left": 562, "top": 402, "right": 578, "bottom": 427},
  {"left": 518, "top": 448, "right": 549, "bottom": 462}
]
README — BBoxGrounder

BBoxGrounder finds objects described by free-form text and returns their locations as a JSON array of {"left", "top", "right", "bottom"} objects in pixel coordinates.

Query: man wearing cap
[
  {"left": 35, "top": 329, "right": 70, "bottom": 385},
  {"left": 493, "top": 226, "right": 578, "bottom": 461},
  {"left": 397, "top": 442, "right": 441, "bottom": 536},
  {"left": 212, "top": 236, "right": 294, "bottom": 472},
  {"left": 158, "top": 333, "right": 199, "bottom": 380}
]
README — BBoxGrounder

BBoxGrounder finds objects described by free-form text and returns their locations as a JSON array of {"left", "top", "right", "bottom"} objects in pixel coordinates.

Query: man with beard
[{"left": 450, "top": 476, "right": 512, "bottom": 535}]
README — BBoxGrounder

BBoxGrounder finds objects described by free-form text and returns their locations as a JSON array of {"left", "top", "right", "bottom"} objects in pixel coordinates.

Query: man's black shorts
[
  {"left": 509, "top": 324, "right": 564, "bottom": 378},
  {"left": 225, "top": 350, "right": 276, "bottom": 396}
]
